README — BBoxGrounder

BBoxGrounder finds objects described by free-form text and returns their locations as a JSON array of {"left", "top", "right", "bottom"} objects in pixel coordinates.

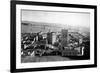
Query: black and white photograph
[
  {"left": 11, "top": 1, "right": 97, "bottom": 72},
  {"left": 21, "top": 10, "right": 90, "bottom": 63}
]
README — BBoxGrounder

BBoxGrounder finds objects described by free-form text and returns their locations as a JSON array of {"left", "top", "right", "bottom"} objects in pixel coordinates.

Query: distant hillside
[
  {"left": 21, "top": 21, "right": 90, "bottom": 37},
  {"left": 21, "top": 21, "right": 64, "bottom": 33}
]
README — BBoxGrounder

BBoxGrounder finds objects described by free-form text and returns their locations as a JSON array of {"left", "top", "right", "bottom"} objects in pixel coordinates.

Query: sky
[{"left": 21, "top": 10, "right": 90, "bottom": 28}]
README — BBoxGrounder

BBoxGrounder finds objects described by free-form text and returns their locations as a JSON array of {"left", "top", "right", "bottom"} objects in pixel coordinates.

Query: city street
[{"left": 21, "top": 56, "right": 71, "bottom": 63}]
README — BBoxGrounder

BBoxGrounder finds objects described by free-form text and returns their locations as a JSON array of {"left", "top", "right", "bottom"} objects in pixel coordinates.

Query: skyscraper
[{"left": 61, "top": 29, "right": 68, "bottom": 47}]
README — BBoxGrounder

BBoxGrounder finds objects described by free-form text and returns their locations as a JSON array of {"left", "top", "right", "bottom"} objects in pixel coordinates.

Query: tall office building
[
  {"left": 47, "top": 32, "right": 52, "bottom": 44},
  {"left": 47, "top": 32, "right": 57, "bottom": 44},
  {"left": 52, "top": 33, "right": 57, "bottom": 44},
  {"left": 61, "top": 29, "right": 68, "bottom": 47}
]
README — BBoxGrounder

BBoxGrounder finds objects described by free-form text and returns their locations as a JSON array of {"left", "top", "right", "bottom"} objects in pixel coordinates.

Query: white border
[{"left": 16, "top": 4, "right": 94, "bottom": 69}]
